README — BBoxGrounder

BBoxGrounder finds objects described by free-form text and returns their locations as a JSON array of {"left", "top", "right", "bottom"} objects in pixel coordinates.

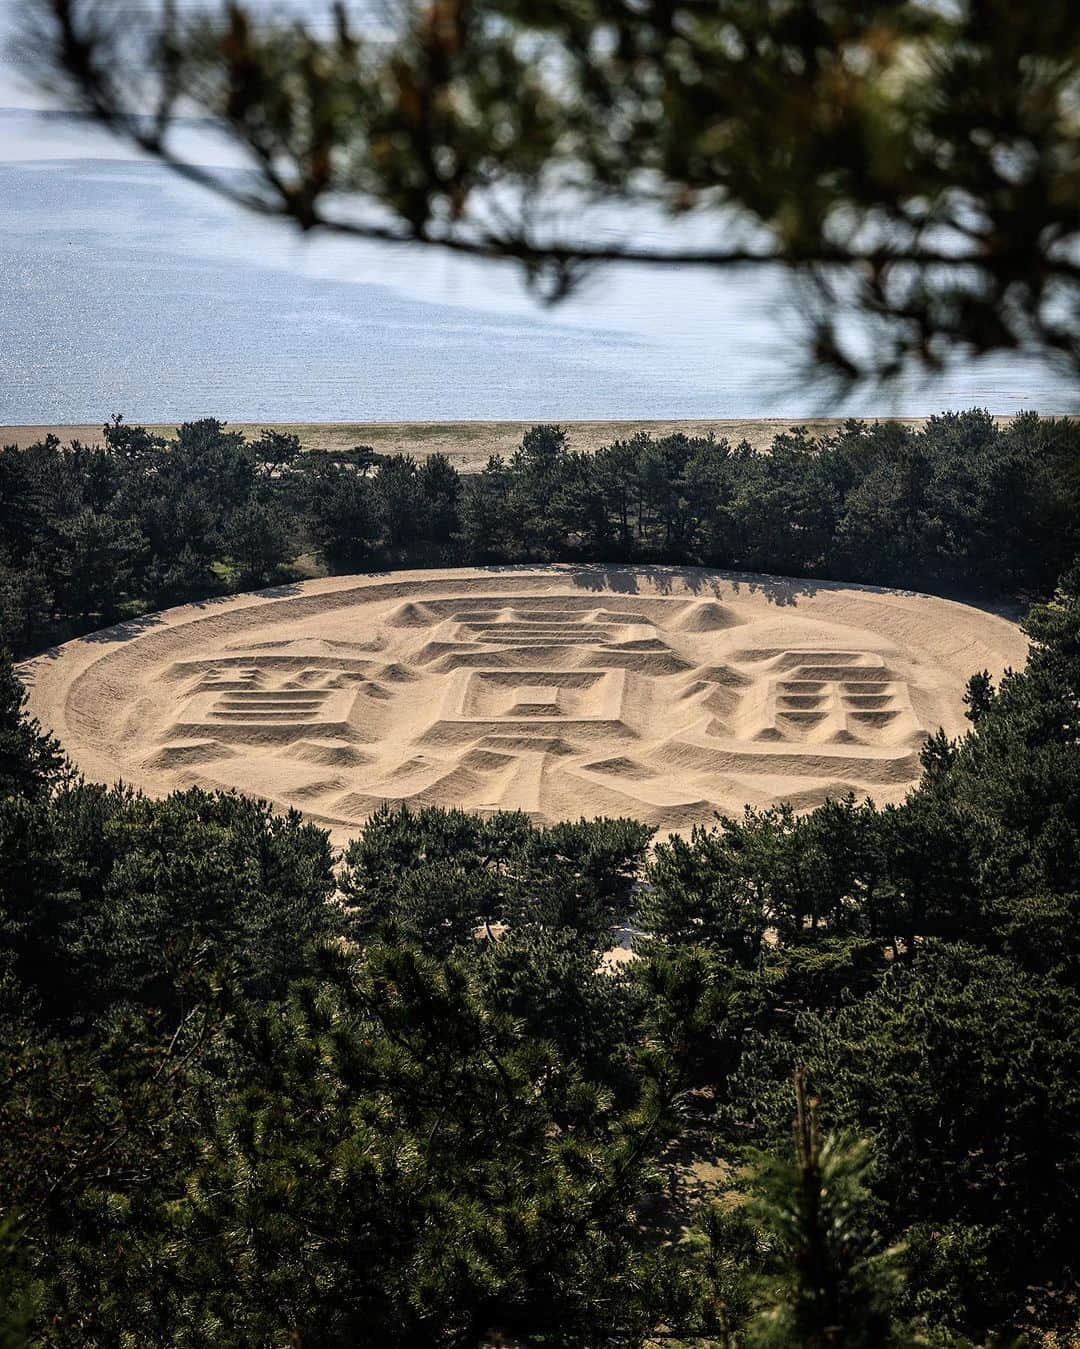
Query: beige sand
[{"left": 20, "top": 567, "right": 1027, "bottom": 842}]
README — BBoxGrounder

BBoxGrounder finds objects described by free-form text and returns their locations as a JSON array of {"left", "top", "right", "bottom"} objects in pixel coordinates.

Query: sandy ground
[
  {"left": 20, "top": 566, "right": 1026, "bottom": 843},
  {"left": 0, "top": 416, "right": 1030, "bottom": 471}
]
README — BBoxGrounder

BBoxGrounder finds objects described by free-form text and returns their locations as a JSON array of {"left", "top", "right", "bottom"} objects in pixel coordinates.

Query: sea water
[{"left": 1, "top": 129, "right": 1075, "bottom": 425}]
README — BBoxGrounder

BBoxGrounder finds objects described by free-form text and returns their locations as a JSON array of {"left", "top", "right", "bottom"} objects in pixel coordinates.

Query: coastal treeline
[
  {"left": 2, "top": 566, "right": 1078, "bottom": 1344},
  {"left": 3, "top": 410, "right": 1079, "bottom": 657}
]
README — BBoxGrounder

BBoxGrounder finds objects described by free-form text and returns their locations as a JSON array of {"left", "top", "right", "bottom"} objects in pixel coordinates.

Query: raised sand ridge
[{"left": 20, "top": 567, "right": 1027, "bottom": 839}]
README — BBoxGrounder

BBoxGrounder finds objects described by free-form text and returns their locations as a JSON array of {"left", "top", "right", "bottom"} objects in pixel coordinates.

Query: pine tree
[
  {"left": 0, "top": 561, "right": 54, "bottom": 657},
  {"left": 0, "top": 1219, "right": 35, "bottom": 1349},
  {"left": 745, "top": 1070, "right": 918, "bottom": 1348},
  {"left": 0, "top": 657, "right": 66, "bottom": 802}
]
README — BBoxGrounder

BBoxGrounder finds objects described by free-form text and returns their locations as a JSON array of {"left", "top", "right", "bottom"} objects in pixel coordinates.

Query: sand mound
[
  {"left": 287, "top": 740, "right": 373, "bottom": 767},
  {"left": 143, "top": 739, "right": 233, "bottom": 769},
  {"left": 386, "top": 601, "right": 434, "bottom": 627},
  {"left": 20, "top": 566, "right": 1026, "bottom": 842},
  {"left": 674, "top": 600, "right": 735, "bottom": 632}
]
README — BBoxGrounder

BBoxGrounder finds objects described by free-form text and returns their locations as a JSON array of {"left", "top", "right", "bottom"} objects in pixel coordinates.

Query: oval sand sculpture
[{"left": 20, "top": 567, "right": 1027, "bottom": 838}]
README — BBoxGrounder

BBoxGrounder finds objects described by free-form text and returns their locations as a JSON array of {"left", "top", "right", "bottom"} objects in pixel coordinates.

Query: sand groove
[{"left": 20, "top": 568, "right": 1027, "bottom": 839}]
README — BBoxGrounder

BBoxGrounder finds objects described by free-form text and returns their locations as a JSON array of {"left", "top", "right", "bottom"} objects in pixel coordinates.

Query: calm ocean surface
[{"left": 1, "top": 138, "right": 1075, "bottom": 424}]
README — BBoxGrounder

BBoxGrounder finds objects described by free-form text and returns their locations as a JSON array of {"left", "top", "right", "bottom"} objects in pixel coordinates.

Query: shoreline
[{"left": 2, "top": 413, "right": 1066, "bottom": 471}]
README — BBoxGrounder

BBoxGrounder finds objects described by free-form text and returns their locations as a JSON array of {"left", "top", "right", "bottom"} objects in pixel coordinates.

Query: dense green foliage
[
  {"left": 3, "top": 411, "right": 1078, "bottom": 658},
  {"left": 31, "top": 0, "right": 1080, "bottom": 387},
  {"left": 1, "top": 552, "right": 1078, "bottom": 1342},
  {"left": 1, "top": 409, "right": 1078, "bottom": 1343}
]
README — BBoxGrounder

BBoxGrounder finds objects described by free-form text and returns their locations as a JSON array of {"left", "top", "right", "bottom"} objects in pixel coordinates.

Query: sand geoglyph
[{"left": 21, "top": 567, "right": 1027, "bottom": 838}]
